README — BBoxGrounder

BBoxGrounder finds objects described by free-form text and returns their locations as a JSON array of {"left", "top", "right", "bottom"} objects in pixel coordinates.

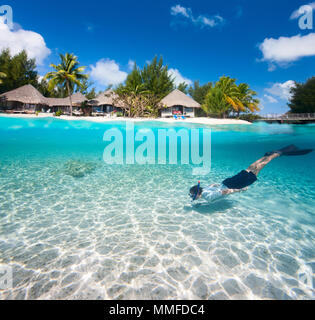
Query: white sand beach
[{"left": 0, "top": 113, "right": 251, "bottom": 125}]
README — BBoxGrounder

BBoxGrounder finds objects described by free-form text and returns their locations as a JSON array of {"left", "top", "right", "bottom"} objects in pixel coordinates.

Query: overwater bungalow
[
  {"left": 89, "top": 89, "right": 124, "bottom": 116},
  {"left": 160, "top": 89, "right": 201, "bottom": 118}
]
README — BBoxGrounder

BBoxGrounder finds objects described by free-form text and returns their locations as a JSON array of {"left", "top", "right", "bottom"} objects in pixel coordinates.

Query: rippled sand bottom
[{"left": 0, "top": 157, "right": 314, "bottom": 300}]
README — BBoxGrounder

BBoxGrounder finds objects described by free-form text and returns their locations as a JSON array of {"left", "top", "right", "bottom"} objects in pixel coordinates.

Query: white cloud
[
  {"left": 265, "top": 80, "right": 295, "bottom": 101},
  {"left": 90, "top": 59, "right": 128, "bottom": 87},
  {"left": 168, "top": 68, "right": 193, "bottom": 86},
  {"left": 170, "top": 4, "right": 225, "bottom": 29},
  {"left": 259, "top": 33, "right": 315, "bottom": 69},
  {"left": 128, "top": 60, "right": 135, "bottom": 70},
  {"left": 0, "top": 21, "right": 51, "bottom": 65},
  {"left": 264, "top": 94, "right": 278, "bottom": 103},
  {"left": 171, "top": 4, "right": 191, "bottom": 18},
  {"left": 290, "top": 2, "right": 315, "bottom": 19}
]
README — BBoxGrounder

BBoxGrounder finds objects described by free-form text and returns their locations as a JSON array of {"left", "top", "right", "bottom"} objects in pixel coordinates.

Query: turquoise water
[{"left": 0, "top": 116, "right": 314, "bottom": 300}]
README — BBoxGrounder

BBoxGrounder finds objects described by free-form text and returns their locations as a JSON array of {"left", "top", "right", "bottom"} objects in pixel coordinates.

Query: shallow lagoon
[{"left": 0, "top": 117, "right": 314, "bottom": 300}]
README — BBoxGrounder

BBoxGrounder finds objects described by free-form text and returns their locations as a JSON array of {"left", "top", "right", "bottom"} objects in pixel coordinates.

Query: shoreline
[{"left": 0, "top": 113, "right": 252, "bottom": 125}]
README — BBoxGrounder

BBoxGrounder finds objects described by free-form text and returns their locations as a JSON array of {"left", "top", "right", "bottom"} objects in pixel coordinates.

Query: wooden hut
[
  {"left": 89, "top": 89, "right": 124, "bottom": 116},
  {"left": 160, "top": 89, "right": 201, "bottom": 118},
  {"left": 0, "top": 84, "right": 48, "bottom": 114}
]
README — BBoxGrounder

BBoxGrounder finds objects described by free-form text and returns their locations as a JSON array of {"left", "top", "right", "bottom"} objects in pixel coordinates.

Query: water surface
[{"left": 0, "top": 117, "right": 314, "bottom": 300}]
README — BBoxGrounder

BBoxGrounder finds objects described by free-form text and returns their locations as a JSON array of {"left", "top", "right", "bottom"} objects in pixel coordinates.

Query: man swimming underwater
[{"left": 190, "top": 145, "right": 313, "bottom": 203}]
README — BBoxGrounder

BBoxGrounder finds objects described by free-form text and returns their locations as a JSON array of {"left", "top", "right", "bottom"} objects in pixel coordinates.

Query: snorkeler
[{"left": 190, "top": 145, "right": 313, "bottom": 203}]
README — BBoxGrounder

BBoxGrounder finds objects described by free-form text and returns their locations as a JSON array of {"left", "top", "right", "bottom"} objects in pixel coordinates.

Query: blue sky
[{"left": 1, "top": 0, "right": 315, "bottom": 114}]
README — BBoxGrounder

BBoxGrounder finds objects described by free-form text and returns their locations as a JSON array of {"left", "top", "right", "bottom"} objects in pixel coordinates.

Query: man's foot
[{"left": 264, "top": 145, "right": 298, "bottom": 157}]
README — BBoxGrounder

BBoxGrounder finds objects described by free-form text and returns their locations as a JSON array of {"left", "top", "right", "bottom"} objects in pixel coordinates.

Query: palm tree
[
  {"left": 237, "top": 83, "right": 260, "bottom": 115},
  {"left": 44, "top": 53, "right": 88, "bottom": 116},
  {"left": 215, "top": 76, "right": 245, "bottom": 114},
  {"left": 202, "top": 87, "right": 230, "bottom": 118},
  {"left": 0, "top": 72, "right": 6, "bottom": 84},
  {"left": 115, "top": 84, "right": 154, "bottom": 117}
]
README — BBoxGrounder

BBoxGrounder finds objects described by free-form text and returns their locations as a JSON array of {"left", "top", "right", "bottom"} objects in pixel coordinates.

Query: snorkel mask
[{"left": 191, "top": 181, "right": 201, "bottom": 201}]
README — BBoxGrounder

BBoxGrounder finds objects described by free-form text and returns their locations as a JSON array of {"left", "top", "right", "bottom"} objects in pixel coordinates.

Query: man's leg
[{"left": 246, "top": 153, "right": 280, "bottom": 176}]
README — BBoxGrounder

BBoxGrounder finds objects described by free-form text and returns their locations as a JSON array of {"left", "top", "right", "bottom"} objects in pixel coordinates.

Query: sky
[{"left": 0, "top": 0, "right": 315, "bottom": 114}]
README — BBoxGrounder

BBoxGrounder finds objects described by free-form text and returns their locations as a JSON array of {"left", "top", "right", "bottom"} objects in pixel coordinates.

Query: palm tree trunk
[{"left": 66, "top": 80, "right": 73, "bottom": 116}]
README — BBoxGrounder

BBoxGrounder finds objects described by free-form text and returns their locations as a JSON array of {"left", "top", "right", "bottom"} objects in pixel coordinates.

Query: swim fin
[
  {"left": 265, "top": 145, "right": 313, "bottom": 157},
  {"left": 282, "top": 149, "right": 313, "bottom": 156}
]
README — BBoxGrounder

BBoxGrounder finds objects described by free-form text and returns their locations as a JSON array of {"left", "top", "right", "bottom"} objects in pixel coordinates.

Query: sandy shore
[{"left": 0, "top": 113, "right": 251, "bottom": 125}]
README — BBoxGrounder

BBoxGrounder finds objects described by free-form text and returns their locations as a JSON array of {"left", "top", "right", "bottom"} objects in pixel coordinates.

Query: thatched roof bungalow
[
  {"left": 0, "top": 85, "right": 87, "bottom": 114},
  {"left": 0, "top": 84, "right": 47, "bottom": 113},
  {"left": 160, "top": 89, "right": 201, "bottom": 118},
  {"left": 89, "top": 89, "right": 124, "bottom": 116},
  {"left": 46, "top": 92, "right": 87, "bottom": 113}
]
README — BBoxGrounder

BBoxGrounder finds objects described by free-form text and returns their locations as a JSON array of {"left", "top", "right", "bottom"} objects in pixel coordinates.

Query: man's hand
[{"left": 222, "top": 187, "right": 248, "bottom": 195}]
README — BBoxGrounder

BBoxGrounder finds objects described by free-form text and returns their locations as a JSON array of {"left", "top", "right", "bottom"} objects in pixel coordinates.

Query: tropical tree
[
  {"left": 188, "top": 81, "right": 212, "bottom": 105},
  {"left": 116, "top": 56, "right": 175, "bottom": 117},
  {"left": 289, "top": 77, "right": 315, "bottom": 113},
  {"left": 202, "top": 77, "right": 260, "bottom": 118},
  {"left": 75, "top": 78, "right": 97, "bottom": 99},
  {"left": 214, "top": 76, "right": 245, "bottom": 114},
  {"left": 121, "top": 56, "right": 174, "bottom": 98},
  {"left": 44, "top": 53, "right": 88, "bottom": 116},
  {"left": 0, "top": 49, "right": 38, "bottom": 93},
  {"left": 140, "top": 56, "right": 174, "bottom": 98},
  {"left": 202, "top": 87, "right": 230, "bottom": 118},
  {"left": 237, "top": 83, "right": 260, "bottom": 115},
  {"left": 0, "top": 71, "right": 6, "bottom": 84},
  {"left": 115, "top": 84, "right": 163, "bottom": 118},
  {"left": 177, "top": 82, "right": 189, "bottom": 94}
]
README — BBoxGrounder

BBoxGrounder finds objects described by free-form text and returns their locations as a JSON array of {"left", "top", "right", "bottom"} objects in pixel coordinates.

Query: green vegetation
[
  {"left": 114, "top": 85, "right": 163, "bottom": 118},
  {"left": 188, "top": 81, "right": 212, "bottom": 105},
  {"left": 44, "top": 53, "right": 89, "bottom": 116},
  {"left": 0, "top": 49, "right": 95, "bottom": 100},
  {"left": 203, "top": 87, "right": 230, "bottom": 118},
  {"left": 120, "top": 56, "right": 174, "bottom": 98},
  {"left": 0, "top": 49, "right": 38, "bottom": 93},
  {"left": 76, "top": 79, "right": 97, "bottom": 100},
  {"left": 238, "top": 113, "right": 262, "bottom": 122},
  {"left": 288, "top": 77, "right": 315, "bottom": 113},
  {"left": 0, "top": 71, "right": 6, "bottom": 84},
  {"left": 55, "top": 110, "right": 63, "bottom": 117},
  {"left": 177, "top": 82, "right": 189, "bottom": 94},
  {"left": 0, "top": 48, "right": 261, "bottom": 119},
  {"left": 202, "top": 76, "right": 259, "bottom": 118},
  {"left": 187, "top": 81, "right": 212, "bottom": 117},
  {"left": 115, "top": 56, "right": 175, "bottom": 117}
]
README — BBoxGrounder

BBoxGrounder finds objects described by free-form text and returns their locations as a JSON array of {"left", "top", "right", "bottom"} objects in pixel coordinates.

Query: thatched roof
[
  {"left": 89, "top": 90, "right": 112, "bottom": 106},
  {"left": 0, "top": 84, "right": 47, "bottom": 105},
  {"left": 0, "top": 84, "right": 87, "bottom": 107},
  {"left": 89, "top": 89, "right": 124, "bottom": 107},
  {"left": 161, "top": 89, "right": 201, "bottom": 108},
  {"left": 71, "top": 92, "right": 87, "bottom": 105},
  {"left": 46, "top": 92, "right": 87, "bottom": 107}
]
